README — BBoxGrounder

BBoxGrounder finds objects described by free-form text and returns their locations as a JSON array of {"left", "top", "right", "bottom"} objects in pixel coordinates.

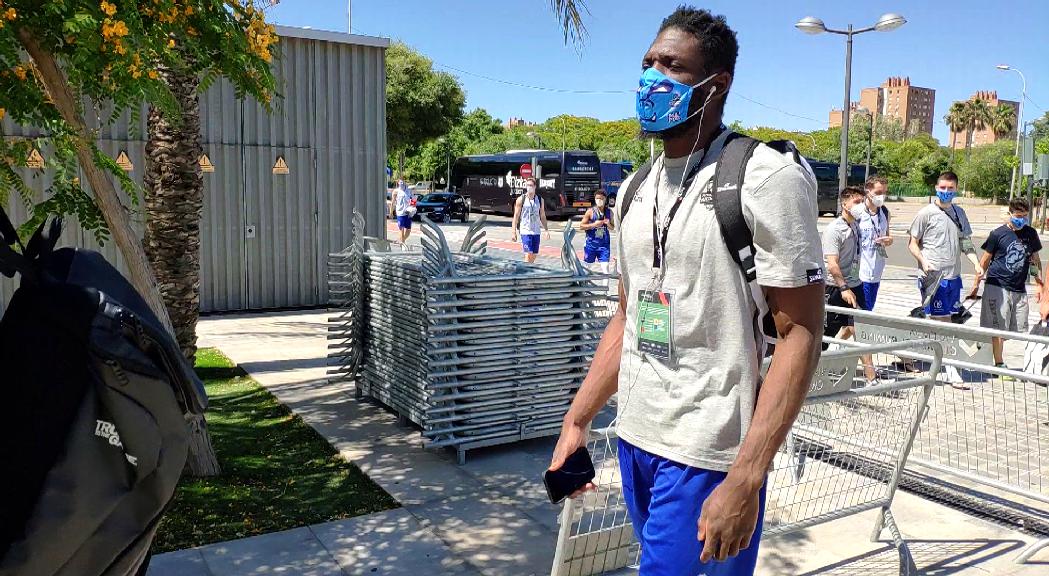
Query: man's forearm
[
  {"left": 827, "top": 263, "right": 846, "bottom": 288},
  {"left": 908, "top": 238, "right": 925, "bottom": 266},
  {"left": 727, "top": 290, "right": 821, "bottom": 490}
]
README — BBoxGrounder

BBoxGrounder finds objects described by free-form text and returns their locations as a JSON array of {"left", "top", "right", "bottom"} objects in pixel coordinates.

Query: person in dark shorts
[
  {"left": 976, "top": 197, "right": 1043, "bottom": 368},
  {"left": 580, "top": 190, "right": 614, "bottom": 274},
  {"left": 823, "top": 187, "right": 868, "bottom": 342}
]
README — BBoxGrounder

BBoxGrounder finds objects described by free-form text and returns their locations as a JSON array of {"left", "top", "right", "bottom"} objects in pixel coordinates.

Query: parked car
[
  {"left": 414, "top": 192, "right": 470, "bottom": 223},
  {"left": 409, "top": 181, "right": 434, "bottom": 194}
]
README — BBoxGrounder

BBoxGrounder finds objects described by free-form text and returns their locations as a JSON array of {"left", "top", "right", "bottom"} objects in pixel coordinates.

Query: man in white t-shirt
[
  {"left": 511, "top": 178, "right": 550, "bottom": 263},
  {"left": 858, "top": 175, "right": 892, "bottom": 311},
  {"left": 548, "top": 7, "right": 824, "bottom": 575},
  {"left": 389, "top": 179, "right": 415, "bottom": 250}
]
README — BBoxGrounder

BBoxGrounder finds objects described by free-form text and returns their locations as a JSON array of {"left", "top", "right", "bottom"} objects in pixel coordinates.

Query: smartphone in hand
[{"left": 543, "top": 446, "right": 596, "bottom": 504}]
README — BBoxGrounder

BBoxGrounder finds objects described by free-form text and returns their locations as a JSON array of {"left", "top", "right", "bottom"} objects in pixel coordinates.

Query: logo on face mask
[
  {"left": 935, "top": 188, "right": 956, "bottom": 204},
  {"left": 636, "top": 67, "right": 717, "bottom": 133}
]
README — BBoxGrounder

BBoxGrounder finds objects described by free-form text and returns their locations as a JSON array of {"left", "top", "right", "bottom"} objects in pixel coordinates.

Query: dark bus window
[{"left": 564, "top": 153, "right": 599, "bottom": 176}]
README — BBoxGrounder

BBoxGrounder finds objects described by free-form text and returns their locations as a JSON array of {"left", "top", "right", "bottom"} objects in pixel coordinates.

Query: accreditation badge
[{"left": 636, "top": 289, "right": 675, "bottom": 364}]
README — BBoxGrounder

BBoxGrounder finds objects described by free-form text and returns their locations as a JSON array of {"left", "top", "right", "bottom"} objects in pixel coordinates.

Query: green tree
[
  {"left": 959, "top": 141, "right": 1014, "bottom": 198},
  {"left": 3, "top": 1, "right": 278, "bottom": 477},
  {"left": 386, "top": 42, "right": 465, "bottom": 173}
]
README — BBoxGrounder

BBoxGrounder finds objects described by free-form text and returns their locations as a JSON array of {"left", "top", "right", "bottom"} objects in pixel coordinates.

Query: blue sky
[{"left": 268, "top": 1, "right": 1049, "bottom": 145}]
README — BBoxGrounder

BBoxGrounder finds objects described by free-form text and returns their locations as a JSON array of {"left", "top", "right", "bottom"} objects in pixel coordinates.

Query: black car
[
  {"left": 808, "top": 161, "right": 870, "bottom": 216},
  {"left": 414, "top": 193, "right": 470, "bottom": 223}
]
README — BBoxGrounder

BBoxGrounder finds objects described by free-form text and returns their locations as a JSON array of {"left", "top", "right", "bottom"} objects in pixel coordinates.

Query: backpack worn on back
[
  {"left": 0, "top": 209, "right": 207, "bottom": 576},
  {"left": 618, "top": 134, "right": 807, "bottom": 347}
]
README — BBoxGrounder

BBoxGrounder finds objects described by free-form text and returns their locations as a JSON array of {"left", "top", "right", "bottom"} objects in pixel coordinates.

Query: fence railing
[
  {"left": 551, "top": 340, "right": 942, "bottom": 576},
  {"left": 827, "top": 304, "right": 1049, "bottom": 564},
  {"left": 889, "top": 182, "right": 931, "bottom": 198}
]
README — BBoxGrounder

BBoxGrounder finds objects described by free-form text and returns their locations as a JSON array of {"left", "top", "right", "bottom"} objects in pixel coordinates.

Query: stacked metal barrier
[
  {"left": 329, "top": 212, "right": 615, "bottom": 464},
  {"left": 327, "top": 212, "right": 367, "bottom": 386},
  {"left": 550, "top": 340, "right": 942, "bottom": 576}
]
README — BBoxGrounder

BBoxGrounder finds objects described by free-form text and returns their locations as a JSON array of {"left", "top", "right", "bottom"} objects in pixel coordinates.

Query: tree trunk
[
  {"left": 19, "top": 30, "right": 175, "bottom": 337},
  {"left": 21, "top": 31, "right": 221, "bottom": 476},
  {"left": 145, "top": 63, "right": 221, "bottom": 476}
]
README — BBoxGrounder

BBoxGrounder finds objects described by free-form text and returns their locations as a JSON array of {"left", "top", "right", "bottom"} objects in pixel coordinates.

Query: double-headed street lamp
[
  {"left": 997, "top": 65, "right": 1026, "bottom": 200},
  {"left": 797, "top": 13, "right": 907, "bottom": 192}
]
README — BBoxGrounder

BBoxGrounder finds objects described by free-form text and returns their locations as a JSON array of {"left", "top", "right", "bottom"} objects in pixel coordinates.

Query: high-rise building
[
  {"left": 948, "top": 91, "right": 1020, "bottom": 149},
  {"left": 828, "top": 77, "right": 936, "bottom": 135}
]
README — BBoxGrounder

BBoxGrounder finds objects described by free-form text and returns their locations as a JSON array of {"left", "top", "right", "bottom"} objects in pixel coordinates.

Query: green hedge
[{"left": 889, "top": 182, "right": 930, "bottom": 198}]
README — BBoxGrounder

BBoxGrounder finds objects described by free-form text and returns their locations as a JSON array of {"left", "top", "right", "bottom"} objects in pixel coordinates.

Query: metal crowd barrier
[
  {"left": 327, "top": 212, "right": 616, "bottom": 464},
  {"left": 826, "top": 304, "right": 1049, "bottom": 564},
  {"left": 550, "top": 340, "right": 942, "bottom": 576}
]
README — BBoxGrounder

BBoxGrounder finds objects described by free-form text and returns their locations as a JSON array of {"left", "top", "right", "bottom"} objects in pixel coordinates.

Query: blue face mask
[
  {"left": 1011, "top": 216, "right": 1028, "bottom": 229},
  {"left": 636, "top": 67, "right": 717, "bottom": 133},
  {"left": 935, "top": 188, "right": 956, "bottom": 204}
]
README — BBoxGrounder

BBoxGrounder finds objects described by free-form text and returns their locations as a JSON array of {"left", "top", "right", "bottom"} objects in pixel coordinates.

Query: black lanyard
[{"left": 651, "top": 153, "right": 709, "bottom": 269}]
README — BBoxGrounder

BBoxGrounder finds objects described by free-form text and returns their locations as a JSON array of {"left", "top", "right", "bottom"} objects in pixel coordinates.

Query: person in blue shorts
[
  {"left": 549, "top": 7, "right": 824, "bottom": 575},
  {"left": 511, "top": 178, "right": 550, "bottom": 263},
  {"left": 389, "top": 180, "right": 415, "bottom": 250},
  {"left": 580, "top": 190, "right": 615, "bottom": 275},
  {"left": 857, "top": 176, "right": 892, "bottom": 311},
  {"left": 907, "top": 171, "right": 981, "bottom": 321}
]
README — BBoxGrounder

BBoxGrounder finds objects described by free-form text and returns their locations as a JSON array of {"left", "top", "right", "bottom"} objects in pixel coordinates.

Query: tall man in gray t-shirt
[{"left": 548, "top": 7, "right": 824, "bottom": 575}]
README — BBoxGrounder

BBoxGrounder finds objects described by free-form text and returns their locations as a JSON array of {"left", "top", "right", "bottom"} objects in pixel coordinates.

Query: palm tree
[
  {"left": 551, "top": 0, "right": 589, "bottom": 44},
  {"left": 986, "top": 103, "right": 1016, "bottom": 203},
  {"left": 144, "top": 61, "right": 220, "bottom": 476},
  {"left": 965, "top": 98, "right": 991, "bottom": 163},
  {"left": 944, "top": 101, "right": 970, "bottom": 167}
]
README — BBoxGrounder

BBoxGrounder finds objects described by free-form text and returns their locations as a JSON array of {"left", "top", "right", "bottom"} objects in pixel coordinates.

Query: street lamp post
[
  {"left": 997, "top": 65, "right": 1026, "bottom": 200},
  {"left": 796, "top": 13, "right": 906, "bottom": 192},
  {"left": 527, "top": 131, "right": 542, "bottom": 149}
]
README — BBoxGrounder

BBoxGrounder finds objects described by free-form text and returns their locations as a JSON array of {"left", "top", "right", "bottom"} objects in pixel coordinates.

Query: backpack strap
[
  {"left": 712, "top": 134, "right": 780, "bottom": 343},
  {"left": 711, "top": 134, "right": 762, "bottom": 282},
  {"left": 617, "top": 159, "right": 653, "bottom": 223}
]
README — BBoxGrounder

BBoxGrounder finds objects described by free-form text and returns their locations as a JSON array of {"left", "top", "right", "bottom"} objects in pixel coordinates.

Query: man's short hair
[
  {"left": 659, "top": 6, "right": 738, "bottom": 75},
  {"left": 594, "top": 189, "right": 607, "bottom": 197},
  {"left": 864, "top": 175, "right": 888, "bottom": 191},
  {"left": 1009, "top": 197, "right": 1031, "bottom": 213},
  {"left": 524, "top": 177, "right": 536, "bottom": 186},
  {"left": 937, "top": 171, "right": 959, "bottom": 185},
  {"left": 840, "top": 186, "right": 865, "bottom": 202}
]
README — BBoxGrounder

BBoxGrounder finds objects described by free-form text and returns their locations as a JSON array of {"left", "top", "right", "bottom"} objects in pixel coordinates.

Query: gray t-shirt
[
  {"left": 908, "top": 203, "right": 973, "bottom": 280},
  {"left": 822, "top": 217, "right": 862, "bottom": 288},
  {"left": 614, "top": 132, "right": 824, "bottom": 472}
]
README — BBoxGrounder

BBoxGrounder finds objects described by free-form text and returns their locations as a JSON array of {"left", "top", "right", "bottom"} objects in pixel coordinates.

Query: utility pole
[{"left": 347, "top": 0, "right": 352, "bottom": 33}]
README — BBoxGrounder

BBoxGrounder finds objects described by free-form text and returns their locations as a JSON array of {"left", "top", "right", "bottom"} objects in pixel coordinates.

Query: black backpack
[
  {"left": 0, "top": 208, "right": 206, "bottom": 576},
  {"left": 619, "top": 134, "right": 807, "bottom": 345}
]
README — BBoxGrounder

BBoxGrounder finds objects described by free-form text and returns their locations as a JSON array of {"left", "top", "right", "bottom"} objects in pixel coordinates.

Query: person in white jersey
[
  {"left": 511, "top": 178, "right": 550, "bottom": 263},
  {"left": 858, "top": 175, "right": 892, "bottom": 311},
  {"left": 389, "top": 179, "right": 415, "bottom": 250}
]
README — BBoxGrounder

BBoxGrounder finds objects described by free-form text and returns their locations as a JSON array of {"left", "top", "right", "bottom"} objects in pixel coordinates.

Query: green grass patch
[{"left": 153, "top": 348, "right": 397, "bottom": 552}]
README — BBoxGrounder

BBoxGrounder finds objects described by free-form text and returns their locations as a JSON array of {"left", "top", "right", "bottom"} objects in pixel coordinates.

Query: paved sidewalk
[{"left": 151, "top": 298, "right": 1048, "bottom": 575}]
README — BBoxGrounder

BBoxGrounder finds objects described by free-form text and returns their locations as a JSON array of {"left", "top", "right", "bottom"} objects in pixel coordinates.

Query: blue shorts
[
  {"left": 861, "top": 282, "right": 880, "bottom": 311},
  {"left": 521, "top": 234, "right": 540, "bottom": 254},
  {"left": 619, "top": 439, "right": 766, "bottom": 576},
  {"left": 396, "top": 215, "right": 413, "bottom": 230},
  {"left": 584, "top": 245, "right": 611, "bottom": 263},
  {"left": 921, "top": 276, "right": 963, "bottom": 317}
]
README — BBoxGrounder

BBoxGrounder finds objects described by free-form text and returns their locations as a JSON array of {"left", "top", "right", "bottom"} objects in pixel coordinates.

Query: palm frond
[{"left": 550, "top": 0, "right": 590, "bottom": 46}]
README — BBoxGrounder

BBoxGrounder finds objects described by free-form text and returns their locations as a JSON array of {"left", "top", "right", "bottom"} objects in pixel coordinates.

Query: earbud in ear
[{"left": 709, "top": 86, "right": 717, "bottom": 95}]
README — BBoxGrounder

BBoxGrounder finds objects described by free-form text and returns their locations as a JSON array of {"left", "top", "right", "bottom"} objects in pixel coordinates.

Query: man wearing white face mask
[
  {"left": 511, "top": 178, "right": 550, "bottom": 264},
  {"left": 580, "top": 190, "right": 614, "bottom": 275},
  {"left": 823, "top": 187, "right": 868, "bottom": 342},
  {"left": 858, "top": 176, "right": 892, "bottom": 311}
]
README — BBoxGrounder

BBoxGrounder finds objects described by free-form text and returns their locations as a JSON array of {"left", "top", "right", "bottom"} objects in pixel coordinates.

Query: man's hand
[
  {"left": 876, "top": 235, "right": 894, "bottom": 247},
  {"left": 544, "top": 229, "right": 552, "bottom": 240},
  {"left": 920, "top": 259, "right": 935, "bottom": 274},
  {"left": 549, "top": 421, "right": 595, "bottom": 498},
  {"left": 697, "top": 476, "right": 762, "bottom": 562},
  {"left": 841, "top": 288, "right": 858, "bottom": 308},
  {"left": 512, "top": 232, "right": 518, "bottom": 242}
]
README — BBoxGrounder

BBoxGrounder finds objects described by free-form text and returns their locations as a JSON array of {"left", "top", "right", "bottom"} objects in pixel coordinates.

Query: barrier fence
[
  {"left": 551, "top": 340, "right": 942, "bottom": 576},
  {"left": 827, "top": 304, "right": 1049, "bottom": 563}
]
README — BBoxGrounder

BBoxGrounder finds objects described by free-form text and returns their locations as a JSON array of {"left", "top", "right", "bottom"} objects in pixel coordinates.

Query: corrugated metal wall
[{"left": 1, "top": 29, "right": 387, "bottom": 313}]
